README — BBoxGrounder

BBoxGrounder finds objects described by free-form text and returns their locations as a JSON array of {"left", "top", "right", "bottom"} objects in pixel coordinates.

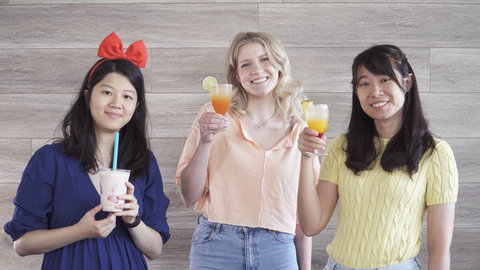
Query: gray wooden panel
[
  {"left": 421, "top": 93, "right": 480, "bottom": 138},
  {"left": 151, "top": 138, "right": 187, "bottom": 184},
  {"left": 151, "top": 48, "right": 228, "bottom": 93},
  {"left": 431, "top": 48, "right": 480, "bottom": 93},
  {"left": 0, "top": 94, "right": 71, "bottom": 139},
  {"left": 0, "top": 0, "right": 7, "bottom": 5},
  {"left": 259, "top": 3, "right": 480, "bottom": 48},
  {"left": 0, "top": 4, "right": 258, "bottom": 49},
  {"left": 147, "top": 93, "right": 210, "bottom": 138},
  {"left": 0, "top": 140, "right": 31, "bottom": 183},
  {"left": 0, "top": 49, "right": 154, "bottom": 94},
  {"left": 284, "top": 0, "right": 479, "bottom": 3},
  {"left": 11, "top": 0, "right": 281, "bottom": 3},
  {"left": 448, "top": 138, "right": 480, "bottom": 184},
  {"left": 288, "top": 47, "right": 431, "bottom": 93}
]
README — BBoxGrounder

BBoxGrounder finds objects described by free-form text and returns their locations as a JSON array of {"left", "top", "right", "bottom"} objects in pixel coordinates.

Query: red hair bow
[{"left": 88, "top": 32, "right": 147, "bottom": 86}]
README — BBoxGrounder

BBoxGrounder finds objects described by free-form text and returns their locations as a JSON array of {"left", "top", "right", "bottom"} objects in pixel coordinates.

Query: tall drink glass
[
  {"left": 305, "top": 104, "right": 329, "bottom": 156},
  {"left": 210, "top": 84, "right": 232, "bottom": 131}
]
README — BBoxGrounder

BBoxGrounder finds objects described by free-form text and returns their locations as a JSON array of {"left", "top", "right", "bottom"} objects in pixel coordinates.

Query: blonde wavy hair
[{"left": 225, "top": 32, "right": 305, "bottom": 126}]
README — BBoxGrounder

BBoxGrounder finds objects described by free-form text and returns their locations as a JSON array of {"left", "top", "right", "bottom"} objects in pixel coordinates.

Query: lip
[
  {"left": 105, "top": 111, "right": 123, "bottom": 118},
  {"left": 251, "top": 76, "right": 268, "bottom": 84}
]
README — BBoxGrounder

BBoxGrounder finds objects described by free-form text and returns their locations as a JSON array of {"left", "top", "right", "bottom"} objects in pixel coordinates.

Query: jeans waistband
[
  {"left": 326, "top": 256, "right": 421, "bottom": 270},
  {"left": 197, "top": 214, "right": 272, "bottom": 232}
]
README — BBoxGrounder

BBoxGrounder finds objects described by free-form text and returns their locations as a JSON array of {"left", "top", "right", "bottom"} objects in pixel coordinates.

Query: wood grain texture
[
  {"left": 288, "top": 47, "right": 431, "bottom": 93},
  {"left": 0, "top": 4, "right": 258, "bottom": 49},
  {"left": 0, "top": 48, "right": 152, "bottom": 94},
  {"left": 0, "top": 140, "right": 31, "bottom": 183},
  {"left": 1, "top": 0, "right": 479, "bottom": 269},
  {"left": 431, "top": 48, "right": 480, "bottom": 93},
  {"left": 259, "top": 3, "right": 480, "bottom": 48},
  {"left": 151, "top": 48, "right": 228, "bottom": 93}
]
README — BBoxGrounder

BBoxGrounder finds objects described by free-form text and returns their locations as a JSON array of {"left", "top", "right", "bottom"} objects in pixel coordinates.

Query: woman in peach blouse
[{"left": 176, "top": 32, "right": 322, "bottom": 270}]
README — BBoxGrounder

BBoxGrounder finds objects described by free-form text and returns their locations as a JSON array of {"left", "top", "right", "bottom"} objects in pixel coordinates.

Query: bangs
[{"left": 353, "top": 49, "right": 398, "bottom": 86}]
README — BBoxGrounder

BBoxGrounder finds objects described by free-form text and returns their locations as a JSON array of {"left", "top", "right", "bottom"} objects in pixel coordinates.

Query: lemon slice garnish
[
  {"left": 202, "top": 76, "right": 218, "bottom": 91},
  {"left": 301, "top": 100, "right": 313, "bottom": 114}
]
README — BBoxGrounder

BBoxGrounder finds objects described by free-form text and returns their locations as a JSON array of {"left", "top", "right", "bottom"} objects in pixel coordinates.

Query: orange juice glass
[
  {"left": 210, "top": 84, "right": 232, "bottom": 115},
  {"left": 305, "top": 104, "right": 329, "bottom": 156}
]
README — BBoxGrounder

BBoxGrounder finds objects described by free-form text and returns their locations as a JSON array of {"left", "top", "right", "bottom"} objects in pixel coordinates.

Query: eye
[
  {"left": 124, "top": 95, "right": 133, "bottom": 100},
  {"left": 358, "top": 81, "right": 369, "bottom": 87},
  {"left": 381, "top": 78, "right": 391, "bottom": 83},
  {"left": 241, "top": 63, "right": 250, "bottom": 68},
  {"left": 102, "top": 91, "right": 112, "bottom": 96},
  {"left": 261, "top": 57, "right": 269, "bottom": 62}
]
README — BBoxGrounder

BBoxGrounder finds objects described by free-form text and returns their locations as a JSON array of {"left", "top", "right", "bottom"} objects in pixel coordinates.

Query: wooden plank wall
[{"left": 1, "top": 1, "right": 479, "bottom": 269}]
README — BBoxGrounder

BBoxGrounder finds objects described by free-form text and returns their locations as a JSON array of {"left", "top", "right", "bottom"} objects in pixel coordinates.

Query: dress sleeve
[
  {"left": 426, "top": 140, "right": 459, "bottom": 206},
  {"left": 3, "top": 145, "right": 56, "bottom": 242},
  {"left": 141, "top": 151, "right": 171, "bottom": 244}
]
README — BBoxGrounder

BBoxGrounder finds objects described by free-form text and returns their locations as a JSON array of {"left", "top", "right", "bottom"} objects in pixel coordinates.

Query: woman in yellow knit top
[{"left": 297, "top": 45, "right": 458, "bottom": 270}]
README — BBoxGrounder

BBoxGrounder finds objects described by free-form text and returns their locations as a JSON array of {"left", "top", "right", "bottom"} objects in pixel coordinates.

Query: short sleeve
[
  {"left": 141, "top": 152, "right": 171, "bottom": 244},
  {"left": 3, "top": 145, "right": 56, "bottom": 241},
  {"left": 319, "top": 135, "right": 345, "bottom": 185},
  {"left": 426, "top": 140, "right": 459, "bottom": 206},
  {"left": 175, "top": 104, "right": 212, "bottom": 191}
]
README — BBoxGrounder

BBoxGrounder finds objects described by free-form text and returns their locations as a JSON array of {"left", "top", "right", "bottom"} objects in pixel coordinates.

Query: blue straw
[{"left": 112, "top": 132, "right": 119, "bottom": 170}]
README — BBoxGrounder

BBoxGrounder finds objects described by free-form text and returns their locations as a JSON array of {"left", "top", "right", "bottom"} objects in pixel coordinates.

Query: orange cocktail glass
[
  {"left": 210, "top": 84, "right": 232, "bottom": 115},
  {"left": 305, "top": 104, "right": 329, "bottom": 156}
]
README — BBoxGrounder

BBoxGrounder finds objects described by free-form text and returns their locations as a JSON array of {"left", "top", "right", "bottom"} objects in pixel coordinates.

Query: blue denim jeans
[
  {"left": 189, "top": 215, "right": 298, "bottom": 270},
  {"left": 324, "top": 256, "right": 421, "bottom": 270}
]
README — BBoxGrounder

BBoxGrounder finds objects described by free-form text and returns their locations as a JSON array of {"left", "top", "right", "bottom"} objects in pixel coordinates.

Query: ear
[
  {"left": 84, "top": 89, "right": 88, "bottom": 97},
  {"left": 405, "top": 73, "right": 413, "bottom": 92}
]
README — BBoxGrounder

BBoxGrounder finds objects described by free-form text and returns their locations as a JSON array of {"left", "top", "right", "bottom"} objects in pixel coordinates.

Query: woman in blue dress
[{"left": 4, "top": 32, "right": 170, "bottom": 269}]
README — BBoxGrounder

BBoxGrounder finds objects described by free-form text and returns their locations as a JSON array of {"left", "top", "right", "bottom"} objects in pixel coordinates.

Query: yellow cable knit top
[{"left": 320, "top": 134, "right": 458, "bottom": 268}]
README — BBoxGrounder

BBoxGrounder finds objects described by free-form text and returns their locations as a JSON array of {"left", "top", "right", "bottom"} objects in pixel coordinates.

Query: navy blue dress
[{"left": 4, "top": 144, "right": 170, "bottom": 270}]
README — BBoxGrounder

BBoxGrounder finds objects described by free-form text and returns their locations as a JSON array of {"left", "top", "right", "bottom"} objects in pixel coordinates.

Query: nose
[
  {"left": 109, "top": 94, "right": 122, "bottom": 109},
  {"left": 250, "top": 61, "right": 263, "bottom": 75},
  {"left": 370, "top": 83, "right": 384, "bottom": 98}
]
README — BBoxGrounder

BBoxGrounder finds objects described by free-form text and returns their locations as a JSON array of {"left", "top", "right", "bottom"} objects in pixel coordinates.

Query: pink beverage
[{"left": 99, "top": 169, "right": 130, "bottom": 212}]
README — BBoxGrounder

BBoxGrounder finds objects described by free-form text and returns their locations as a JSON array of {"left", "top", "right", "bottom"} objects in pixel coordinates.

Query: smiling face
[
  {"left": 355, "top": 64, "right": 412, "bottom": 129},
  {"left": 87, "top": 72, "right": 138, "bottom": 136},
  {"left": 235, "top": 42, "right": 279, "bottom": 99}
]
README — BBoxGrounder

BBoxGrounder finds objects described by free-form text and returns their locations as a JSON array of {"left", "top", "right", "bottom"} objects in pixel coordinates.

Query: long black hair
[
  {"left": 55, "top": 58, "right": 150, "bottom": 181},
  {"left": 345, "top": 45, "right": 435, "bottom": 177}
]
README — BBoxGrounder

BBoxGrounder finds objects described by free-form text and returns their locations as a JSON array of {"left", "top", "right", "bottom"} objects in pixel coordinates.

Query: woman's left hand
[{"left": 115, "top": 181, "right": 139, "bottom": 224}]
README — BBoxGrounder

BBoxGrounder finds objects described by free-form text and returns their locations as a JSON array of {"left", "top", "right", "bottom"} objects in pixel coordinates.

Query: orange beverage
[
  {"left": 210, "top": 84, "right": 232, "bottom": 115},
  {"left": 307, "top": 118, "right": 328, "bottom": 138},
  {"left": 305, "top": 104, "right": 329, "bottom": 138}
]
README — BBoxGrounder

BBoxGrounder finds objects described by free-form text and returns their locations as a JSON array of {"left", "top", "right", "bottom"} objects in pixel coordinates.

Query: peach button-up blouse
[{"left": 176, "top": 103, "right": 319, "bottom": 234}]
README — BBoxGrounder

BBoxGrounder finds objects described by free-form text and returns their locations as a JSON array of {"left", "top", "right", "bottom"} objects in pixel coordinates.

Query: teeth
[
  {"left": 372, "top": 101, "right": 388, "bottom": 108},
  {"left": 252, "top": 77, "right": 267, "bottom": 83}
]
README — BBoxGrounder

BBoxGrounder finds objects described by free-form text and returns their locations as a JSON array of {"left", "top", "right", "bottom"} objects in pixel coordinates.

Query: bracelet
[{"left": 122, "top": 214, "right": 142, "bottom": 228}]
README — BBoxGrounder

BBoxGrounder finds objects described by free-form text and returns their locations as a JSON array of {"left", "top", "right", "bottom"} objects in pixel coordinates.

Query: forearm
[
  {"left": 180, "top": 140, "right": 212, "bottom": 207},
  {"left": 294, "top": 224, "right": 312, "bottom": 270},
  {"left": 128, "top": 222, "right": 164, "bottom": 260},
  {"left": 428, "top": 247, "right": 450, "bottom": 270},
  {"left": 298, "top": 156, "right": 323, "bottom": 236},
  {"left": 14, "top": 225, "right": 83, "bottom": 256}
]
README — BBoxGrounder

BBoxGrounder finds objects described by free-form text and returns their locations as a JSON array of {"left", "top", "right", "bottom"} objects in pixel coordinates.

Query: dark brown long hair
[
  {"left": 345, "top": 45, "right": 435, "bottom": 177},
  {"left": 55, "top": 59, "right": 150, "bottom": 181}
]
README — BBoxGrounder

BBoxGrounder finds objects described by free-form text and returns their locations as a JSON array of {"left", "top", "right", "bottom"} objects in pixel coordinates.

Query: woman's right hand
[
  {"left": 298, "top": 127, "right": 326, "bottom": 156},
  {"left": 198, "top": 112, "right": 229, "bottom": 142},
  {"left": 75, "top": 204, "right": 117, "bottom": 239}
]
